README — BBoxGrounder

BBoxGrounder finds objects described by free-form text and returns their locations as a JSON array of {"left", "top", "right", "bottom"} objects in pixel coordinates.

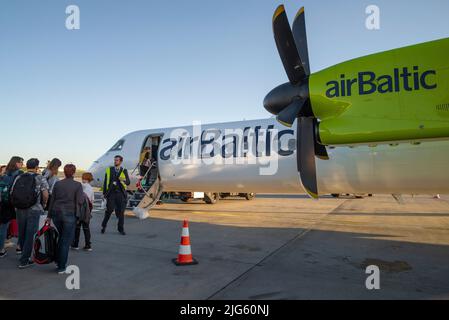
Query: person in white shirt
[
  {"left": 71, "top": 172, "right": 94, "bottom": 251},
  {"left": 82, "top": 175, "right": 95, "bottom": 204}
]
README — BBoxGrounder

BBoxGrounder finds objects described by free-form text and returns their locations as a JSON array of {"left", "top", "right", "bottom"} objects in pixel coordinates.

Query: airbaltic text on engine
[{"left": 325, "top": 66, "right": 437, "bottom": 98}]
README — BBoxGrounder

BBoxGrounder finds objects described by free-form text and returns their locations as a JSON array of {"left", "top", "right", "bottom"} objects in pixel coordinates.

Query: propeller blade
[
  {"left": 276, "top": 98, "right": 306, "bottom": 127},
  {"left": 292, "top": 7, "right": 310, "bottom": 76},
  {"left": 272, "top": 5, "right": 306, "bottom": 84},
  {"left": 297, "top": 117, "right": 318, "bottom": 198}
]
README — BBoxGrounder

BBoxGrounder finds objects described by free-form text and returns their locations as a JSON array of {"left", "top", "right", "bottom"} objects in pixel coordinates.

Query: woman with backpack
[
  {"left": 0, "top": 157, "right": 24, "bottom": 258},
  {"left": 47, "top": 164, "right": 84, "bottom": 273},
  {"left": 71, "top": 172, "right": 94, "bottom": 251}
]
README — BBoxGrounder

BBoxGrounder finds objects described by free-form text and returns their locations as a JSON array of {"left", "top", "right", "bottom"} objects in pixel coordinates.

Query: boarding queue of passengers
[{"left": 0, "top": 155, "right": 130, "bottom": 273}]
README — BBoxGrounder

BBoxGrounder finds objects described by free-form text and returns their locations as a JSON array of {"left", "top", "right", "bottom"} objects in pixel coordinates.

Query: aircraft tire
[
  {"left": 180, "top": 197, "right": 191, "bottom": 203},
  {"left": 204, "top": 193, "right": 219, "bottom": 204},
  {"left": 245, "top": 193, "right": 255, "bottom": 201}
]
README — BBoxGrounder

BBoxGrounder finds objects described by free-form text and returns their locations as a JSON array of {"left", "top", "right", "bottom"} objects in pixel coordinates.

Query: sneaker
[
  {"left": 18, "top": 260, "right": 34, "bottom": 269},
  {"left": 0, "top": 250, "right": 7, "bottom": 258},
  {"left": 119, "top": 231, "right": 126, "bottom": 236},
  {"left": 57, "top": 268, "right": 67, "bottom": 274},
  {"left": 101, "top": 228, "right": 105, "bottom": 234},
  {"left": 70, "top": 246, "right": 79, "bottom": 251},
  {"left": 16, "top": 248, "right": 22, "bottom": 255},
  {"left": 4, "top": 240, "right": 14, "bottom": 249},
  {"left": 83, "top": 245, "right": 93, "bottom": 252}
]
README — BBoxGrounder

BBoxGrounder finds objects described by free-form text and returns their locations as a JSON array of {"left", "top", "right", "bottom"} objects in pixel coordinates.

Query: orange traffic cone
[{"left": 173, "top": 219, "right": 198, "bottom": 266}]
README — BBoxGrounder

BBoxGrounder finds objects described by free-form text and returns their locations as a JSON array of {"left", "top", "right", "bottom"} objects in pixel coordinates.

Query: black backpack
[
  {"left": 33, "top": 222, "right": 59, "bottom": 264},
  {"left": 0, "top": 171, "right": 22, "bottom": 205},
  {"left": 11, "top": 173, "right": 38, "bottom": 209},
  {"left": 0, "top": 174, "right": 16, "bottom": 204}
]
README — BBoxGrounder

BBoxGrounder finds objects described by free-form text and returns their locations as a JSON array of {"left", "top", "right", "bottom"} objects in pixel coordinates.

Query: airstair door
[{"left": 136, "top": 163, "right": 163, "bottom": 210}]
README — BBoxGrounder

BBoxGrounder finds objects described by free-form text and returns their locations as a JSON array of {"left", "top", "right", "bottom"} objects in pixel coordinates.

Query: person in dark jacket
[
  {"left": 71, "top": 173, "right": 94, "bottom": 251},
  {"left": 47, "top": 164, "right": 84, "bottom": 273},
  {"left": 13, "top": 158, "right": 49, "bottom": 269},
  {"left": 0, "top": 156, "right": 24, "bottom": 258},
  {"left": 101, "top": 155, "right": 130, "bottom": 235}
]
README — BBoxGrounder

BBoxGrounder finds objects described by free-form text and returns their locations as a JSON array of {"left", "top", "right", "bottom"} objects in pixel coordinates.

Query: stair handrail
[{"left": 140, "top": 161, "right": 158, "bottom": 199}]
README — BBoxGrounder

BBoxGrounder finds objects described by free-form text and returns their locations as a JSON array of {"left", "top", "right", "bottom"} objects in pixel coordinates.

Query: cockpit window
[{"left": 109, "top": 140, "right": 125, "bottom": 152}]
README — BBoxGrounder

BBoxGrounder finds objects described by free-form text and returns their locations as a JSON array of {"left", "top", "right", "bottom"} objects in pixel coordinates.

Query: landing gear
[
  {"left": 180, "top": 195, "right": 192, "bottom": 203},
  {"left": 330, "top": 193, "right": 372, "bottom": 199},
  {"left": 244, "top": 193, "right": 255, "bottom": 201},
  {"left": 219, "top": 193, "right": 256, "bottom": 201},
  {"left": 204, "top": 192, "right": 220, "bottom": 204},
  {"left": 176, "top": 192, "right": 254, "bottom": 204}
]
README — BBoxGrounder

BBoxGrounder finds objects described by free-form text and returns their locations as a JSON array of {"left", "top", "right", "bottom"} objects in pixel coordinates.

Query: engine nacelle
[{"left": 309, "top": 37, "right": 449, "bottom": 145}]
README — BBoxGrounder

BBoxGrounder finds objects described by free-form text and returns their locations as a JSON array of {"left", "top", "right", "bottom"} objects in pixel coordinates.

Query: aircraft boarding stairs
[{"left": 126, "top": 163, "right": 163, "bottom": 214}]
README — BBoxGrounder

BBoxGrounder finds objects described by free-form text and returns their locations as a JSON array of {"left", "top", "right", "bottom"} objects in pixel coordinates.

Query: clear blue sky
[{"left": 1, "top": 0, "right": 448, "bottom": 169}]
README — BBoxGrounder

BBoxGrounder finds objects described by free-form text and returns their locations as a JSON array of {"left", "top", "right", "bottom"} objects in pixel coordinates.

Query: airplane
[{"left": 89, "top": 5, "right": 449, "bottom": 209}]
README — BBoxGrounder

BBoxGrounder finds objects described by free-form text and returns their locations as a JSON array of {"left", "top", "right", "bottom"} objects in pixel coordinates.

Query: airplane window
[{"left": 109, "top": 140, "right": 125, "bottom": 152}]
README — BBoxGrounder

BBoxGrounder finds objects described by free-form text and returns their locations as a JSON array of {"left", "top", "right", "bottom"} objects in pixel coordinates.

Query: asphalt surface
[{"left": 0, "top": 194, "right": 448, "bottom": 300}]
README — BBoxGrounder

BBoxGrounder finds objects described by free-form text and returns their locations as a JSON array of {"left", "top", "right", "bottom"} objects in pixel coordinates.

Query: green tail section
[{"left": 309, "top": 37, "right": 449, "bottom": 145}]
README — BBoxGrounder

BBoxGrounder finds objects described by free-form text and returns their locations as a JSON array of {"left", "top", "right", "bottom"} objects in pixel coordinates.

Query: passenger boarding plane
[{"left": 89, "top": 5, "right": 449, "bottom": 209}]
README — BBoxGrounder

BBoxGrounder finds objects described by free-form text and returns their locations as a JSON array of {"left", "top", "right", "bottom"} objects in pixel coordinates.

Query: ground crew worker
[{"left": 101, "top": 155, "right": 130, "bottom": 235}]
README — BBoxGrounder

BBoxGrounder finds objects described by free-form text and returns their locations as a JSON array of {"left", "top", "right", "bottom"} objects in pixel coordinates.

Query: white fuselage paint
[{"left": 88, "top": 118, "right": 449, "bottom": 195}]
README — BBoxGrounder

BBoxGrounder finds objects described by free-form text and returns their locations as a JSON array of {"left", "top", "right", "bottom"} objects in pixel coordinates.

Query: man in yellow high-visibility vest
[{"left": 101, "top": 155, "right": 130, "bottom": 235}]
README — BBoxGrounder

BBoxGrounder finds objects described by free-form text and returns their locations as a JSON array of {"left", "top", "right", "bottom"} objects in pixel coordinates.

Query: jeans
[
  {"left": 102, "top": 192, "right": 126, "bottom": 232},
  {"left": 0, "top": 222, "right": 10, "bottom": 252},
  {"left": 16, "top": 209, "right": 41, "bottom": 265},
  {"left": 53, "top": 212, "right": 76, "bottom": 270},
  {"left": 73, "top": 220, "right": 91, "bottom": 247}
]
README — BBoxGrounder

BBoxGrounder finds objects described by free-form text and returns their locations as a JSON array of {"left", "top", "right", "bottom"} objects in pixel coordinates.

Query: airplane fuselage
[{"left": 89, "top": 117, "right": 449, "bottom": 195}]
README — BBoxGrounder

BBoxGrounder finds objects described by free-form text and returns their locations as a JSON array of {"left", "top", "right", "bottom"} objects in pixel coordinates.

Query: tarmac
[{"left": 0, "top": 193, "right": 448, "bottom": 300}]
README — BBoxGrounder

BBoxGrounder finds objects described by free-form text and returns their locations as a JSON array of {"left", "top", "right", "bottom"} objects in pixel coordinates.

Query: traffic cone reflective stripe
[
  {"left": 178, "top": 245, "right": 192, "bottom": 256},
  {"left": 173, "top": 220, "right": 198, "bottom": 266},
  {"left": 181, "top": 226, "right": 189, "bottom": 237}
]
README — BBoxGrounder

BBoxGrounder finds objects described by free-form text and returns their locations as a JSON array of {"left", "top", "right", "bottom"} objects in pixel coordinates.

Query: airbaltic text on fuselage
[
  {"left": 325, "top": 66, "right": 437, "bottom": 98},
  {"left": 158, "top": 125, "right": 295, "bottom": 162}
]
